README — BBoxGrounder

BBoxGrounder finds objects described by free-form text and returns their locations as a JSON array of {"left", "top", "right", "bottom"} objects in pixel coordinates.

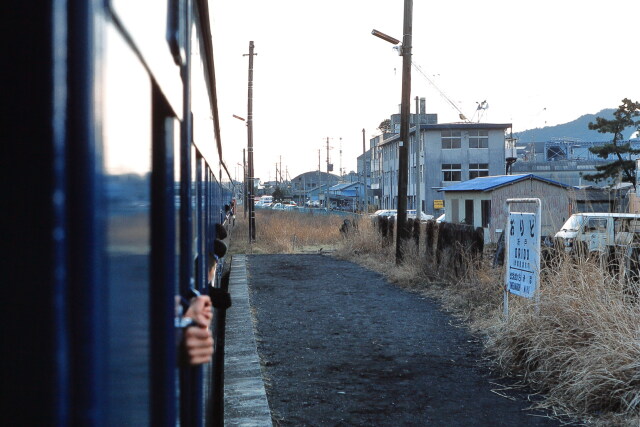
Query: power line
[{"left": 412, "top": 61, "right": 470, "bottom": 122}]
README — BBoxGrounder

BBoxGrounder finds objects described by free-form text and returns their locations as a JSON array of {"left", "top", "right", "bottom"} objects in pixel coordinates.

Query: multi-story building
[{"left": 373, "top": 120, "right": 512, "bottom": 216}]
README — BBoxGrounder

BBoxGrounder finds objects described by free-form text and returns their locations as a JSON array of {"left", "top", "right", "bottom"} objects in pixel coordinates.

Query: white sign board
[{"left": 506, "top": 212, "right": 540, "bottom": 298}]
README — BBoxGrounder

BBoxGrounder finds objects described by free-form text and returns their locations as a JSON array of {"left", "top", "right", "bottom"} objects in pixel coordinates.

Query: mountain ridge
[{"left": 512, "top": 108, "right": 638, "bottom": 143}]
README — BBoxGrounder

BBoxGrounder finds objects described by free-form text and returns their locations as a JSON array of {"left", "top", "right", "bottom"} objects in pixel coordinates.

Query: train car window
[{"left": 103, "top": 22, "right": 152, "bottom": 425}]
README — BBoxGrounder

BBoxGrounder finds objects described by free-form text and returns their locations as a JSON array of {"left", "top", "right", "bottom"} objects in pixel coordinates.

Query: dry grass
[
  {"left": 228, "top": 208, "right": 344, "bottom": 254},
  {"left": 486, "top": 255, "right": 640, "bottom": 425},
  {"left": 230, "top": 210, "right": 640, "bottom": 424},
  {"left": 337, "top": 220, "right": 640, "bottom": 425}
]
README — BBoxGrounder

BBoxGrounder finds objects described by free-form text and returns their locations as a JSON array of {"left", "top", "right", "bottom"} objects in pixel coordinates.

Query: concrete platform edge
[{"left": 224, "top": 254, "right": 273, "bottom": 427}]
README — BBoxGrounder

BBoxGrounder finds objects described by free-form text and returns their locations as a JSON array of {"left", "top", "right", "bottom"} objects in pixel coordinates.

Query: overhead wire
[{"left": 411, "top": 61, "right": 470, "bottom": 122}]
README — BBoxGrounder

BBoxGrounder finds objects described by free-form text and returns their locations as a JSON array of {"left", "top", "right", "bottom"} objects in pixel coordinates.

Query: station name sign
[{"left": 506, "top": 212, "right": 540, "bottom": 298}]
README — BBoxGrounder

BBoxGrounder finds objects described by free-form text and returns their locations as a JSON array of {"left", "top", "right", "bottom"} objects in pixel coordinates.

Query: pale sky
[{"left": 211, "top": 0, "right": 640, "bottom": 182}]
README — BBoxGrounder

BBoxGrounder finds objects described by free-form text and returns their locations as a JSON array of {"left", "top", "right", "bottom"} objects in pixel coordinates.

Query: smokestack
[{"left": 420, "top": 97, "right": 426, "bottom": 114}]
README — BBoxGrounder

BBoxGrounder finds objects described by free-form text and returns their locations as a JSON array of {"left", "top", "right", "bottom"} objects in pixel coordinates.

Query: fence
[{"left": 373, "top": 217, "right": 484, "bottom": 279}]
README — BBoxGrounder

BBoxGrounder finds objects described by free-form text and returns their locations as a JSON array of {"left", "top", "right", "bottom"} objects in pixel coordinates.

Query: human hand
[
  {"left": 183, "top": 325, "right": 214, "bottom": 365},
  {"left": 184, "top": 295, "right": 213, "bottom": 327}
]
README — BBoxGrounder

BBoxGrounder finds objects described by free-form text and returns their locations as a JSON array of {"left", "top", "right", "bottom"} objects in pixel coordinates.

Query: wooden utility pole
[
  {"left": 325, "top": 137, "right": 330, "bottom": 209},
  {"left": 414, "top": 96, "right": 421, "bottom": 217},
  {"left": 318, "top": 149, "right": 321, "bottom": 207},
  {"left": 362, "top": 128, "right": 369, "bottom": 214},
  {"left": 244, "top": 41, "right": 257, "bottom": 241},
  {"left": 396, "top": 0, "right": 413, "bottom": 263},
  {"left": 243, "top": 148, "right": 247, "bottom": 219}
]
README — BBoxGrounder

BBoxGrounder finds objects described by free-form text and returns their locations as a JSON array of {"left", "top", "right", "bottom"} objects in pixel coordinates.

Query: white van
[{"left": 554, "top": 213, "right": 640, "bottom": 254}]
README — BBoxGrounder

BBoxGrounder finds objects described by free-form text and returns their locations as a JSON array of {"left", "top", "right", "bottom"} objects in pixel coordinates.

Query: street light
[
  {"left": 371, "top": 29, "right": 400, "bottom": 46},
  {"left": 372, "top": 0, "right": 413, "bottom": 264}
]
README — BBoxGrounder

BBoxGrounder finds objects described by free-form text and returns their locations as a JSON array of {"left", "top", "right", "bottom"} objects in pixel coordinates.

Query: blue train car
[{"left": 3, "top": 1, "right": 233, "bottom": 425}]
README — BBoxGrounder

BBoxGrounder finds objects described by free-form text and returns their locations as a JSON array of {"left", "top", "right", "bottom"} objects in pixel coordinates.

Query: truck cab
[{"left": 555, "top": 213, "right": 640, "bottom": 254}]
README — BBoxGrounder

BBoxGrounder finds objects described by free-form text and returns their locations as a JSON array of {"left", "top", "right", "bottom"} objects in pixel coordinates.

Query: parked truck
[
  {"left": 554, "top": 212, "right": 640, "bottom": 282},
  {"left": 554, "top": 212, "right": 640, "bottom": 255}
]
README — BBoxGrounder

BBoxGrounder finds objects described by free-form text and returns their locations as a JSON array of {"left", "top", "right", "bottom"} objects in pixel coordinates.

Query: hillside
[{"left": 512, "top": 108, "right": 636, "bottom": 143}]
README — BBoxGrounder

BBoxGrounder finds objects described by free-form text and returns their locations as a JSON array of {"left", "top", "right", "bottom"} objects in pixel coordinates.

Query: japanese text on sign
[{"left": 506, "top": 212, "right": 540, "bottom": 298}]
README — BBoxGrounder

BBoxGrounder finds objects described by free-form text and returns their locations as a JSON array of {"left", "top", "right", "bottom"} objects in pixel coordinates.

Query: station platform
[{"left": 224, "top": 254, "right": 273, "bottom": 426}]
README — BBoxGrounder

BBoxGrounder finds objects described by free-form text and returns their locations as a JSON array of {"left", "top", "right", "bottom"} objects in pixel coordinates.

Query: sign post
[{"left": 504, "top": 198, "right": 542, "bottom": 319}]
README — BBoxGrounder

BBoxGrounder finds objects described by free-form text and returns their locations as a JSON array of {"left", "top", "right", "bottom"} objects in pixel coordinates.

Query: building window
[
  {"left": 441, "top": 130, "right": 461, "bottom": 149},
  {"left": 469, "top": 129, "right": 488, "bottom": 148},
  {"left": 469, "top": 163, "right": 489, "bottom": 179},
  {"left": 442, "top": 163, "right": 461, "bottom": 182}
]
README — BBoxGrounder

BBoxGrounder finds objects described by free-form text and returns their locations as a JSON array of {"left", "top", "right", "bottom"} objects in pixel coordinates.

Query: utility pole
[
  {"left": 244, "top": 41, "right": 257, "bottom": 241},
  {"left": 325, "top": 137, "right": 330, "bottom": 209},
  {"left": 243, "top": 148, "right": 247, "bottom": 219},
  {"left": 396, "top": 0, "right": 413, "bottom": 263},
  {"left": 363, "top": 128, "right": 369, "bottom": 214},
  {"left": 339, "top": 138, "right": 343, "bottom": 181},
  {"left": 318, "top": 149, "right": 321, "bottom": 207},
  {"left": 414, "top": 96, "right": 421, "bottom": 217}
]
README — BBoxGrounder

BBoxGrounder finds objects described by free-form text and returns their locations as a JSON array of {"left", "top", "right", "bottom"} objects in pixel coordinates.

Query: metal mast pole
[
  {"left": 395, "top": 0, "right": 413, "bottom": 264},
  {"left": 245, "top": 41, "right": 257, "bottom": 241}
]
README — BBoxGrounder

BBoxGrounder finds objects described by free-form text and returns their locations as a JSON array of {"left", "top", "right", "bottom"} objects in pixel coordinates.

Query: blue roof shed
[{"left": 439, "top": 174, "right": 571, "bottom": 193}]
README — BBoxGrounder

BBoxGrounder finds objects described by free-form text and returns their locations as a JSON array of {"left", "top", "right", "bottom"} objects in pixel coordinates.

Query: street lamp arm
[{"left": 371, "top": 29, "right": 400, "bottom": 45}]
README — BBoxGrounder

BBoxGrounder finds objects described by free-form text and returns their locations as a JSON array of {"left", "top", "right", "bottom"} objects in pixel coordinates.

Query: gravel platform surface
[{"left": 247, "top": 254, "right": 561, "bottom": 426}]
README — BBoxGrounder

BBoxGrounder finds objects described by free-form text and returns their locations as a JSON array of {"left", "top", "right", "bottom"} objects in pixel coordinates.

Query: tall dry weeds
[
  {"left": 338, "top": 221, "right": 640, "bottom": 424},
  {"left": 229, "top": 208, "right": 345, "bottom": 254},
  {"left": 486, "top": 254, "right": 640, "bottom": 424},
  {"left": 231, "top": 209, "right": 640, "bottom": 424}
]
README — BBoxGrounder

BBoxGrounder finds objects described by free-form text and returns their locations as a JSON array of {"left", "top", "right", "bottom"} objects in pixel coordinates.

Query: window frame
[
  {"left": 442, "top": 163, "right": 462, "bottom": 182},
  {"left": 468, "top": 129, "right": 489, "bottom": 149},
  {"left": 441, "top": 130, "right": 461, "bottom": 149},
  {"left": 469, "top": 163, "right": 489, "bottom": 179}
]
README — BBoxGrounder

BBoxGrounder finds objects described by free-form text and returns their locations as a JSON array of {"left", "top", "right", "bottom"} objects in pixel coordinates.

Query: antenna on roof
[{"left": 472, "top": 100, "right": 489, "bottom": 123}]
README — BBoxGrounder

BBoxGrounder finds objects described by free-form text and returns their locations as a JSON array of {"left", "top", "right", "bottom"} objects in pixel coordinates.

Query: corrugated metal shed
[{"left": 440, "top": 174, "right": 570, "bottom": 192}]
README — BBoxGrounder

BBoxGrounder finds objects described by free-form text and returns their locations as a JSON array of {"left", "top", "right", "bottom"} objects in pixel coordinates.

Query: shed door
[
  {"left": 465, "top": 199, "right": 475, "bottom": 226},
  {"left": 451, "top": 199, "right": 459, "bottom": 223}
]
